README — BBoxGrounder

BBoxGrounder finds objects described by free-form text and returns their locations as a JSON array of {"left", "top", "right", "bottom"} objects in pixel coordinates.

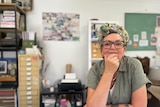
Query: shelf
[
  {"left": 0, "top": 47, "right": 21, "bottom": 51},
  {"left": 0, "top": 76, "right": 16, "bottom": 82},
  {"left": 91, "top": 38, "right": 98, "bottom": 42},
  {"left": 0, "top": 28, "right": 23, "bottom": 33},
  {"left": 88, "top": 20, "right": 118, "bottom": 70},
  {"left": 0, "top": 3, "right": 25, "bottom": 14}
]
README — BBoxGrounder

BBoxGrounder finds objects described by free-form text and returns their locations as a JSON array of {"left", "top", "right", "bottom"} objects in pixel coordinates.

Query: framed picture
[
  {"left": 17, "top": 0, "right": 32, "bottom": 11},
  {"left": 23, "top": 0, "right": 32, "bottom": 11},
  {"left": 0, "top": 60, "right": 7, "bottom": 74},
  {"left": 7, "top": 58, "right": 17, "bottom": 76}
]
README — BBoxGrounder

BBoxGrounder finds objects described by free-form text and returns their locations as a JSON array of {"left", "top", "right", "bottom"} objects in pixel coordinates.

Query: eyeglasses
[{"left": 102, "top": 40, "right": 125, "bottom": 49}]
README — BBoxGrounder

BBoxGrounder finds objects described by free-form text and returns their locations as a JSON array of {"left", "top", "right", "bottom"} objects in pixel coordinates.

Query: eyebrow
[{"left": 103, "top": 40, "right": 123, "bottom": 43}]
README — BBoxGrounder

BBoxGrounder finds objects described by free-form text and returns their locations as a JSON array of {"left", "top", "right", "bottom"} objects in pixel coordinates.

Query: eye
[
  {"left": 103, "top": 42, "right": 111, "bottom": 46},
  {"left": 115, "top": 42, "right": 123, "bottom": 46}
]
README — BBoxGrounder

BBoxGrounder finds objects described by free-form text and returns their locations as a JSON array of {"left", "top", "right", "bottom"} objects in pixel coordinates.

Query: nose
[{"left": 110, "top": 43, "right": 116, "bottom": 49}]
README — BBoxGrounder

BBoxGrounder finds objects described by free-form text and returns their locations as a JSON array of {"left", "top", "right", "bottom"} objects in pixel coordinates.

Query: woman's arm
[
  {"left": 131, "top": 84, "right": 147, "bottom": 107},
  {"left": 86, "top": 71, "right": 113, "bottom": 107},
  {"left": 85, "top": 85, "right": 147, "bottom": 107},
  {"left": 106, "top": 84, "right": 147, "bottom": 107},
  {"left": 86, "top": 54, "right": 120, "bottom": 107}
]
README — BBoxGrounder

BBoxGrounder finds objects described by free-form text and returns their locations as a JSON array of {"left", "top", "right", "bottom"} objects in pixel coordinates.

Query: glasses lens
[
  {"left": 114, "top": 41, "right": 124, "bottom": 48},
  {"left": 103, "top": 42, "right": 112, "bottom": 48},
  {"left": 102, "top": 41, "right": 124, "bottom": 49}
]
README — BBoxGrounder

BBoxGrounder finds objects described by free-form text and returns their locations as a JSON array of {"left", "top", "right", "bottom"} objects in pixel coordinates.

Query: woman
[{"left": 86, "top": 24, "right": 151, "bottom": 107}]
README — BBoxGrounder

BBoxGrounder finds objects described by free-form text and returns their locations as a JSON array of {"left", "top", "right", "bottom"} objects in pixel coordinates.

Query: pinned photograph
[
  {"left": 156, "top": 16, "right": 160, "bottom": 27},
  {"left": 0, "top": 60, "right": 7, "bottom": 74}
]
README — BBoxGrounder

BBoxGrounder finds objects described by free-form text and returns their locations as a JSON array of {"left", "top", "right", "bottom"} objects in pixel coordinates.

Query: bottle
[
  {"left": 76, "top": 94, "right": 82, "bottom": 107},
  {"left": 71, "top": 98, "right": 75, "bottom": 107},
  {"left": 56, "top": 97, "right": 60, "bottom": 107},
  {"left": 56, "top": 101, "right": 60, "bottom": 107},
  {"left": 60, "top": 94, "right": 67, "bottom": 107}
]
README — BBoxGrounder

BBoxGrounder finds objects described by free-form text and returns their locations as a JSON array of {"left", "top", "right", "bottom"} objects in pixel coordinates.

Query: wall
[{"left": 26, "top": 0, "right": 160, "bottom": 85}]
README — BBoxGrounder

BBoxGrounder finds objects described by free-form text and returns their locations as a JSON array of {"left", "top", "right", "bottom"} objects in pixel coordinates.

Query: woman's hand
[{"left": 104, "top": 54, "right": 120, "bottom": 74}]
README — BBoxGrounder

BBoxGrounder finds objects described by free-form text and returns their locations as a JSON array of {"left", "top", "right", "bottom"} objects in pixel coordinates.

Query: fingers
[
  {"left": 104, "top": 54, "right": 119, "bottom": 62},
  {"left": 104, "top": 54, "right": 120, "bottom": 73}
]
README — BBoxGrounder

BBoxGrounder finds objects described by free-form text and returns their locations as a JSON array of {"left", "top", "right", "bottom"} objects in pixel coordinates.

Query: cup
[{"left": 66, "top": 64, "right": 72, "bottom": 73}]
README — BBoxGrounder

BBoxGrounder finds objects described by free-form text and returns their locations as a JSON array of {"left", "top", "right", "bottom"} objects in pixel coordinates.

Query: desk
[
  {"left": 40, "top": 86, "right": 86, "bottom": 107},
  {"left": 147, "top": 85, "right": 160, "bottom": 107}
]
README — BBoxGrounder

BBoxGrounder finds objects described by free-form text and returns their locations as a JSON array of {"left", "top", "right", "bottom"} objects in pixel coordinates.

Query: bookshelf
[
  {"left": 0, "top": 3, "right": 26, "bottom": 107},
  {"left": 88, "top": 20, "right": 118, "bottom": 70}
]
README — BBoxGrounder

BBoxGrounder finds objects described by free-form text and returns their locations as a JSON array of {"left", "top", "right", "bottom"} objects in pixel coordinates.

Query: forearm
[
  {"left": 107, "top": 104, "right": 133, "bottom": 107},
  {"left": 87, "top": 72, "right": 113, "bottom": 107}
]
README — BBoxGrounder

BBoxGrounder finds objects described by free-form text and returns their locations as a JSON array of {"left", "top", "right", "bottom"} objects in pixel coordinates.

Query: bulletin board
[{"left": 125, "top": 13, "right": 160, "bottom": 51}]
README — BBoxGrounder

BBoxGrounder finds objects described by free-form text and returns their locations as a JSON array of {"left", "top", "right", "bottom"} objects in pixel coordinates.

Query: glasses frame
[{"left": 102, "top": 40, "right": 125, "bottom": 49}]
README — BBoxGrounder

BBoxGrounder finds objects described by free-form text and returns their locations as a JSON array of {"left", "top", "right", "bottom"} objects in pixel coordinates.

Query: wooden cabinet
[
  {"left": 18, "top": 54, "right": 41, "bottom": 107},
  {"left": 135, "top": 57, "right": 150, "bottom": 75}
]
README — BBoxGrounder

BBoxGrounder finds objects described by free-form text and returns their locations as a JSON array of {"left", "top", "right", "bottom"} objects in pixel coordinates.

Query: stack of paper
[
  {"left": 61, "top": 73, "right": 79, "bottom": 83},
  {"left": 65, "top": 73, "right": 76, "bottom": 79}
]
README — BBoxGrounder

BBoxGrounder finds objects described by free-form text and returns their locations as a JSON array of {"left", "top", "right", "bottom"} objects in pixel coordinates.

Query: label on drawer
[
  {"left": 27, "top": 87, "right": 32, "bottom": 90},
  {"left": 26, "top": 62, "right": 32, "bottom": 66},
  {"left": 27, "top": 72, "right": 31, "bottom": 76},
  {"left": 26, "top": 58, "right": 31, "bottom": 61},
  {"left": 26, "top": 77, "right": 32, "bottom": 80},
  {"left": 26, "top": 68, "right": 32, "bottom": 71},
  {"left": 27, "top": 82, "right": 31, "bottom": 85},
  {"left": 27, "top": 96, "right": 32, "bottom": 100},
  {"left": 27, "top": 91, "right": 31, "bottom": 95}
]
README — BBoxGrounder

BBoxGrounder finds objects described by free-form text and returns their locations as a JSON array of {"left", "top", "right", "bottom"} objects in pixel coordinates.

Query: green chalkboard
[{"left": 125, "top": 13, "right": 159, "bottom": 51}]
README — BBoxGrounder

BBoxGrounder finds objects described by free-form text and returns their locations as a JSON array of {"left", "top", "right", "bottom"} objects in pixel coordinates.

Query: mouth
[{"left": 108, "top": 52, "right": 118, "bottom": 54}]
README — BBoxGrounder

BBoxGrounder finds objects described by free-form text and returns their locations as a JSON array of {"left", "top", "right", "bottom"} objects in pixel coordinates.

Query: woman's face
[{"left": 101, "top": 33, "right": 126, "bottom": 60}]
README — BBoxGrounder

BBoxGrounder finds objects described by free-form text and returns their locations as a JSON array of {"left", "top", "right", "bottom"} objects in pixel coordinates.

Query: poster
[{"left": 42, "top": 12, "right": 80, "bottom": 41}]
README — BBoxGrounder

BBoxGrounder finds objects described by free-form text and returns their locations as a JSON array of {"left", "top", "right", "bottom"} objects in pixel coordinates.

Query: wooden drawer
[
  {"left": 19, "top": 67, "right": 39, "bottom": 72},
  {"left": 20, "top": 95, "right": 39, "bottom": 101},
  {"left": 19, "top": 80, "right": 39, "bottom": 86},
  {"left": 20, "top": 99, "right": 39, "bottom": 105},
  {"left": 19, "top": 104, "right": 39, "bottom": 107},
  {"left": 18, "top": 55, "right": 39, "bottom": 62},
  {"left": 19, "top": 90, "right": 38, "bottom": 96},
  {"left": 19, "top": 76, "right": 39, "bottom": 81},
  {"left": 19, "top": 71, "right": 39, "bottom": 76},
  {"left": 19, "top": 85, "right": 39, "bottom": 91},
  {"left": 19, "top": 61, "right": 39, "bottom": 67},
  {"left": 19, "top": 74, "right": 39, "bottom": 80}
]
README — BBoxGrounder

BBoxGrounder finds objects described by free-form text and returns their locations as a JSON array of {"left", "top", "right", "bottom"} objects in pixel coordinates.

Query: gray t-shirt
[{"left": 87, "top": 56, "right": 151, "bottom": 104}]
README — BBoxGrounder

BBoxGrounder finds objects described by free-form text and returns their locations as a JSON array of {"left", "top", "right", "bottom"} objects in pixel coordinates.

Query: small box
[{"left": 22, "top": 40, "right": 36, "bottom": 48}]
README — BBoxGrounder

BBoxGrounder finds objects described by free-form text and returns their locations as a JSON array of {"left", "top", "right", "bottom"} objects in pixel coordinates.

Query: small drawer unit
[
  {"left": 18, "top": 54, "right": 40, "bottom": 107},
  {"left": 0, "top": 89, "right": 16, "bottom": 107}
]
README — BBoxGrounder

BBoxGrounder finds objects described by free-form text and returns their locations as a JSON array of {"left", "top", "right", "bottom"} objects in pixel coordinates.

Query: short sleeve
[
  {"left": 131, "top": 59, "right": 152, "bottom": 92},
  {"left": 87, "top": 66, "right": 99, "bottom": 90}
]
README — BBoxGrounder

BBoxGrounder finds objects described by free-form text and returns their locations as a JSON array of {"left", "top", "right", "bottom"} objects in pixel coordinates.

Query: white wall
[{"left": 26, "top": 0, "right": 160, "bottom": 85}]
